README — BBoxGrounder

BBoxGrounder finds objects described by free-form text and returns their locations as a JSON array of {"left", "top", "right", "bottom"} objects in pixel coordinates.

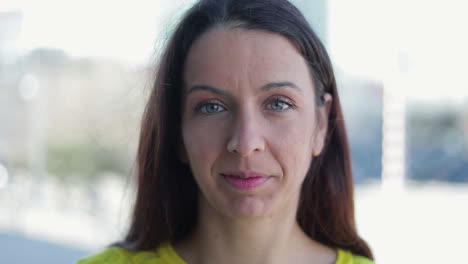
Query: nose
[{"left": 226, "top": 111, "right": 265, "bottom": 156}]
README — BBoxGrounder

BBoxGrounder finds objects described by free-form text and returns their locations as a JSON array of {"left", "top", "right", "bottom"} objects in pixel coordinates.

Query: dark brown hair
[{"left": 113, "top": 0, "right": 373, "bottom": 260}]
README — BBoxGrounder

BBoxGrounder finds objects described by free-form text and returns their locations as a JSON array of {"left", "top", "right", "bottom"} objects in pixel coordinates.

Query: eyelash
[
  {"left": 194, "top": 96, "right": 296, "bottom": 114},
  {"left": 266, "top": 97, "right": 296, "bottom": 112},
  {"left": 195, "top": 100, "right": 227, "bottom": 114}
]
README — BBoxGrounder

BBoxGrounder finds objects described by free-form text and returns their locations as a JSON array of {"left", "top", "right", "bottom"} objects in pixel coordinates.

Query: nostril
[{"left": 226, "top": 121, "right": 265, "bottom": 155}]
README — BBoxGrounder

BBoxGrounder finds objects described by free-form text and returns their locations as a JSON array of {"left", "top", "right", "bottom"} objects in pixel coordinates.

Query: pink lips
[{"left": 222, "top": 171, "right": 270, "bottom": 190}]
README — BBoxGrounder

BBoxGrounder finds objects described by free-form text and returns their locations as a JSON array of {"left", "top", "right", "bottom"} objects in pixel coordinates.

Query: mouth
[{"left": 221, "top": 171, "right": 271, "bottom": 190}]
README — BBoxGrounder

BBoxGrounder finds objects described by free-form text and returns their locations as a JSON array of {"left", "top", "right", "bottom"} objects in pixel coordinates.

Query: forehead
[{"left": 183, "top": 27, "right": 313, "bottom": 90}]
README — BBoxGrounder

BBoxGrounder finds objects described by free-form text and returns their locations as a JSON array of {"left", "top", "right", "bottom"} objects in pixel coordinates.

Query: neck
[{"left": 175, "top": 196, "right": 335, "bottom": 264}]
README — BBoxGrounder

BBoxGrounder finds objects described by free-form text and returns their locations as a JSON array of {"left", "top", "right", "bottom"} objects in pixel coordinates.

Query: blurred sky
[
  {"left": 2, "top": 0, "right": 468, "bottom": 103},
  {"left": 329, "top": 0, "right": 468, "bottom": 103},
  {"left": 1, "top": 0, "right": 195, "bottom": 65}
]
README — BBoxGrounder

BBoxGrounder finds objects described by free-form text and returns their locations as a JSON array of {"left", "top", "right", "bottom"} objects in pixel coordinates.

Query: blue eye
[
  {"left": 197, "top": 102, "right": 226, "bottom": 114},
  {"left": 267, "top": 98, "right": 295, "bottom": 111}
]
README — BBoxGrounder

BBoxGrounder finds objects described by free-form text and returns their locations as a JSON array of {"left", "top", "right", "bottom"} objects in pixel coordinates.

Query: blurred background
[{"left": 0, "top": 0, "right": 467, "bottom": 263}]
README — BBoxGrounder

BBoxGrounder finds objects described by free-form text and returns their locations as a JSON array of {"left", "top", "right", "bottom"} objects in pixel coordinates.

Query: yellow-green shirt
[{"left": 76, "top": 243, "right": 374, "bottom": 264}]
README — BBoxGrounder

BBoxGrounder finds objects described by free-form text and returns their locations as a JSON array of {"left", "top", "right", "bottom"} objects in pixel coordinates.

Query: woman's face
[{"left": 181, "top": 27, "right": 329, "bottom": 219}]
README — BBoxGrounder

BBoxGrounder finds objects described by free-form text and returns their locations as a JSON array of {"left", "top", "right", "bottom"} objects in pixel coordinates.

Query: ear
[{"left": 312, "top": 93, "right": 332, "bottom": 157}]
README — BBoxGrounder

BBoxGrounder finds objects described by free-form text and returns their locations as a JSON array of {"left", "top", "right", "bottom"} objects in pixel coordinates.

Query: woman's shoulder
[
  {"left": 76, "top": 244, "right": 373, "bottom": 264},
  {"left": 336, "top": 249, "right": 375, "bottom": 264},
  {"left": 75, "top": 246, "right": 140, "bottom": 264},
  {"left": 76, "top": 245, "right": 184, "bottom": 264}
]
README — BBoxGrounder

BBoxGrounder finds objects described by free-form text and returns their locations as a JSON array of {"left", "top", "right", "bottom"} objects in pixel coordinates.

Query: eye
[
  {"left": 266, "top": 97, "right": 295, "bottom": 111},
  {"left": 196, "top": 102, "right": 226, "bottom": 114}
]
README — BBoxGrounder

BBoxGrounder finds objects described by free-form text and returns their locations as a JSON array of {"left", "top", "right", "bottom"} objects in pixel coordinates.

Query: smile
[{"left": 221, "top": 172, "right": 271, "bottom": 190}]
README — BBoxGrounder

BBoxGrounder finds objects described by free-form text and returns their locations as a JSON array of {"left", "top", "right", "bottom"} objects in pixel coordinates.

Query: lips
[{"left": 221, "top": 171, "right": 271, "bottom": 190}]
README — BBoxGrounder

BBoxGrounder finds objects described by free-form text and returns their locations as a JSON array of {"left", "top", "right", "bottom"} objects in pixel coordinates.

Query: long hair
[{"left": 113, "top": 0, "right": 373, "bottom": 259}]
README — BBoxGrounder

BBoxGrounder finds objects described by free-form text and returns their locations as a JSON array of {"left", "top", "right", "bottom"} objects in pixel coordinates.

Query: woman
[{"left": 77, "top": 0, "right": 374, "bottom": 263}]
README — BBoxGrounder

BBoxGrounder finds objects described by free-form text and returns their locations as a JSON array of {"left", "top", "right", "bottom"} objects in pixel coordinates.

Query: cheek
[
  {"left": 182, "top": 120, "right": 226, "bottom": 174},
  {"left": 269, "top": 115, "right": 315, "bottom": 182}
]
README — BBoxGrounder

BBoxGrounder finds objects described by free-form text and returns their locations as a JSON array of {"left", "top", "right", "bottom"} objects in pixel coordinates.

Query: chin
[{"left": 225, "top": 195, "right": 277, "bottom": 219}]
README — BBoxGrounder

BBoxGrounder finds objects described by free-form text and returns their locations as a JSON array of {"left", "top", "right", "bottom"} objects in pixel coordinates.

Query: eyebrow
[
  {"left": 186, "top": 85, "right": 230, "bottom": 96},
  {"left": 260, "top": 81, "right": 302, "bottom": 93},
  {"left": 186, "top": 81, "right": 302, "bottom": 96}
]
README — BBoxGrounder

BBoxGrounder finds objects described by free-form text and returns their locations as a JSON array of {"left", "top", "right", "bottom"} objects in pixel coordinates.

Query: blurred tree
[{"left": 47, "top": 140, "right": 129, "bottom": 183}]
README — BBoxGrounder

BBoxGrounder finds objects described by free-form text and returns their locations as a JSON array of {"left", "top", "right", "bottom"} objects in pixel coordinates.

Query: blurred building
[
  {"left": 0, "top": 10, "right": 23, "bottom": 168},
  {"left": 1, "top": 9, "right": 147, "bottom": 184}
]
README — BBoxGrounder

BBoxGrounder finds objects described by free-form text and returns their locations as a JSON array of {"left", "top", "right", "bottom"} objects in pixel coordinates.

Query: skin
[{"left": 177, "top": 26, "right": 334, "bottom": 264}]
